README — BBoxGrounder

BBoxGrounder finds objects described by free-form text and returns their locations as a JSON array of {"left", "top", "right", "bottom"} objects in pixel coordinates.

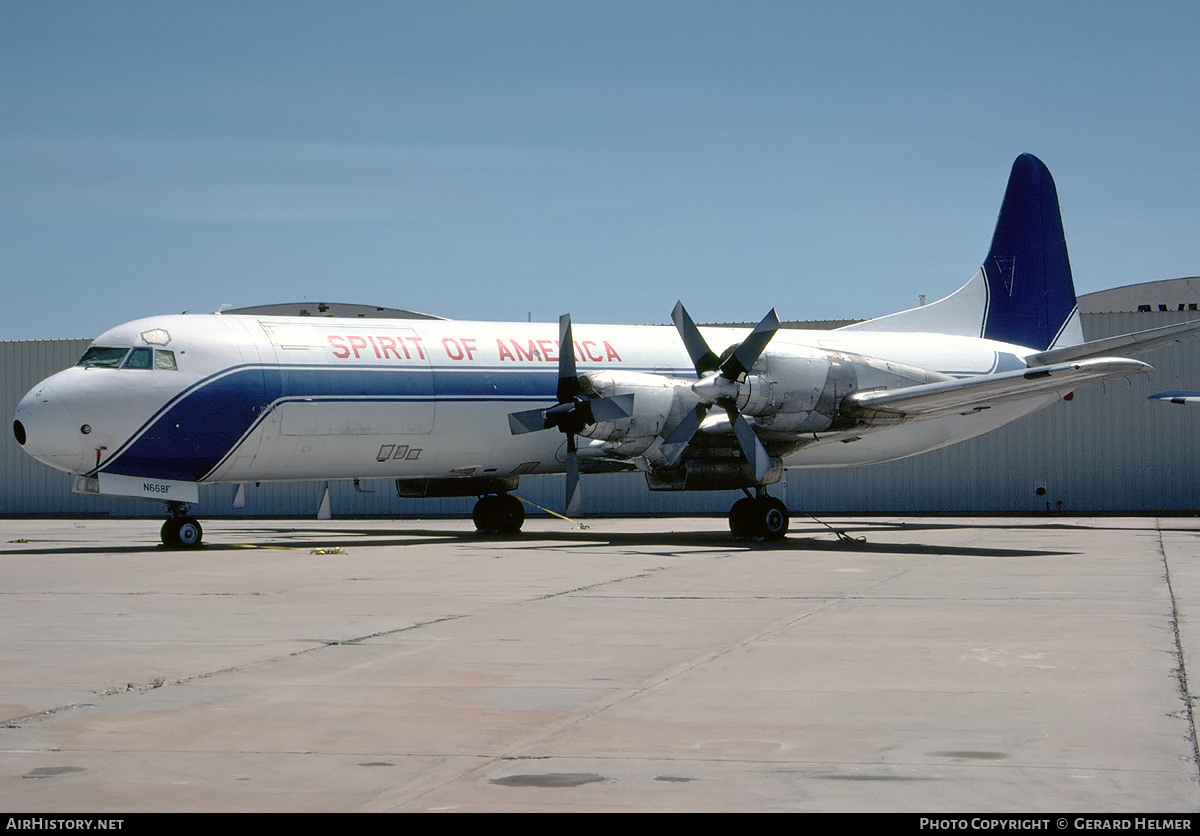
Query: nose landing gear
[{"left": 161, "top": 502, "right": 203, "bottom": 549}]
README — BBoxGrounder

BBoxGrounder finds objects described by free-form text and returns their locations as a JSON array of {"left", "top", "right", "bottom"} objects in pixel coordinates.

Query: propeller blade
[
  {"left": 508, "top": 407, "right": 550, "bottom": 435},
  {"left": 671, "top": 302, "right": 721, "bottom": 375},
  {"left": 720, "top": 308, "right": 779, "bottom": 379},
  {"left": 659, "top": 402, "right": 709, "bottom": 465},
  {"left": 557, "top": 313, "right": 581, "bottom": 402},
  {"left": 726, "top": 407, "right": 774, "bottom": 483},
  {"left": 664, "top": 402, "right": 707, "bottom": 445},
  {"left": 565, "top": 433, "right": 582, "bottom": 517},
  {"left": 561, "top": 315, "right": 591, "bottom": 516},
  {"left": 586, "top": 392, "right": 635, "bottom": 423}
]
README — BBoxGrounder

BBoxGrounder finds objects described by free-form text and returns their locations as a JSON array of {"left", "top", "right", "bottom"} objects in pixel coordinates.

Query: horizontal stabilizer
[
  {"left": 1028, "top": 319, "right": 1200, "bottom": 366},
  {"left": 847, "top": 358, "right": 1151, "bottom": 419},
  {"left": 1149, "top": 391, "right": 1200, "bottom": 405}
]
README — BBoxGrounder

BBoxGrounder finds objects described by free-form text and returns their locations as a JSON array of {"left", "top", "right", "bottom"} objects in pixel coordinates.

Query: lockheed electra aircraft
[{"left": 14, "top": 155, "right": 1199, "bottom": 548}]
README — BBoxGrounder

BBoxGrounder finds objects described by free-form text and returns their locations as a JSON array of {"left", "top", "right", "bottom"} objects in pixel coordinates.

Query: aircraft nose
[{"left": 13, "top": 382, "right": 91, "bottom": 474}]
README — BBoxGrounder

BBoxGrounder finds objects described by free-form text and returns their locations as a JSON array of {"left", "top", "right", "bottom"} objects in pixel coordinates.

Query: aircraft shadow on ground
[
  {"left": 7, "top": 516, "right": 1178, "bottom": 558},
  {"left": 0, "top": 518, "right": 1152, "bottom": 556},
  {"left": 162, "top": 521, "right": 1081, "bottom": 558}
]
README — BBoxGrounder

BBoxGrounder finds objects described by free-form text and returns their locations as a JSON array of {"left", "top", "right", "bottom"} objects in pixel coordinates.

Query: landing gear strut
[
  {"left": 729, "top": 491, "right": 789, "bottom": 541},
  {"left": 161, "top": 502, "right": 203, "bottom": 549},
  {"left": 472, "top": 493, "right": 525, "bottom": 535}
]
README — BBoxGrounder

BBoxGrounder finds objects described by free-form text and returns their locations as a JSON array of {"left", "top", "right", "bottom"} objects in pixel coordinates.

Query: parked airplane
[{"left": 13, "top": 154, "right": 1198, "bottom": 548}]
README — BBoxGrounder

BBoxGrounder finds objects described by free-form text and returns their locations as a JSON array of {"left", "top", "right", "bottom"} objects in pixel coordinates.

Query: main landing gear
[
  {"left": 472, "top": 493, "right": 526, "bottom": 535},
  {"left": 471, "top": 491, "right": 783, "bottom": 540},
  {"left": 728, "top": 490, "right": 789, "bottom": 541},
  {"left": 161, "top": 502, "right": 203, "bottom": 549}
]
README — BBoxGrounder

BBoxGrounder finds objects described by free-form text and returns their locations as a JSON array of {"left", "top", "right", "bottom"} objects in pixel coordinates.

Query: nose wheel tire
[{"left": 162, "top": 516, "right": 204, "bottom": 549}]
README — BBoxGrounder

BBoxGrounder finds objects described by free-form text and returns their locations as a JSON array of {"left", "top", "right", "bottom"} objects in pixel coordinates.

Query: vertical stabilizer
[
  {"left": 981, "top": 153, "right": 1080, "bottom": 350},
  {"left": 842, "top": 153, "right": 1082, "bottom": 351}
]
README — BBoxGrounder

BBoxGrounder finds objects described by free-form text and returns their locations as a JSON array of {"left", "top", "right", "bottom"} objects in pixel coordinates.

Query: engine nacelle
[
  {"left": 748, "top": 348, "right": 952, "bottom": 433},
  {"left": 576, "top": 370, "right": 692, "bottom": 454},
  {"left": 646, "top": 458, "right": 783, "bottom": 491},
  {"left": 397, "top": 476, "right": 519, "bottom": 498},
  {"left": 750, "top": 350, "right": 830, "bottom": 415},
  {"left": 696, "top": 348, "right": 834, "bottom": 433}
]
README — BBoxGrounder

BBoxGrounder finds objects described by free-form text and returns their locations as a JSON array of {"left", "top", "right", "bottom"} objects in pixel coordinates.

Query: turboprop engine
[
  {"left": 691, "top": 347, "right": 832, "bottom": 428},
  {"left": 574, "top": 370, "right": 696, "bottom": 457}
]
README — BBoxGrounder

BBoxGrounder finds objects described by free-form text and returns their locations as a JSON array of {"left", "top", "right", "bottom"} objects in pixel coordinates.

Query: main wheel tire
[
  {"left": 760, "top": 497, "right": 789, "bottom": 541},
  {"left": 473, "top": 494, "right": 525, "bottom": 535},
  {"left": 472, "top": 495, "right": 502, "bottom": 532},
  {"left": 729, "top": 497, "right": 758, "bottom": 539},
  {"left": 494, "top": 494, "right": 525, "bottom": 534}
]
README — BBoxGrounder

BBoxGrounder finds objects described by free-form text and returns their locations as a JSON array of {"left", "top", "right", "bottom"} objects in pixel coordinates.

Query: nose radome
[{"left": 13, "top": 382, "right": 90, "bottom": 474}]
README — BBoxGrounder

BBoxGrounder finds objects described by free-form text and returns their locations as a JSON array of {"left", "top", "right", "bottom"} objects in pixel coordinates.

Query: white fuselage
[{"left": 14, "top": 313, "right": 1050, "bottom": 495}]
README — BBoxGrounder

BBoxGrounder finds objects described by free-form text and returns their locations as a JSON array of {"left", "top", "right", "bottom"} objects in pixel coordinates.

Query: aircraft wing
[
  {"left": 1028, "top": 319, "right": 1200, "bottom": 366},
  {"left": 846, "top": 357, "right": 1151, "bottom": 420},
  {"left": 1149, "top": 391, "right": 1200, "bottom": 405}
]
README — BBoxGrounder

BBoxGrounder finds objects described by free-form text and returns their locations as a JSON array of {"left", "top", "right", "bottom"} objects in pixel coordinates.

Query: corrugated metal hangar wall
[{"left": 3, "top": 310, "right": 1197, "bottom": 519}]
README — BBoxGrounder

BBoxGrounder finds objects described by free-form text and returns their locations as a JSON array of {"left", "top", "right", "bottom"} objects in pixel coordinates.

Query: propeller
[
  {"left": 507, "top": 314, "right": 634, "bottom": 516},
  {"left": 662, "top": 302, "right": 779, "bottom": 482}
]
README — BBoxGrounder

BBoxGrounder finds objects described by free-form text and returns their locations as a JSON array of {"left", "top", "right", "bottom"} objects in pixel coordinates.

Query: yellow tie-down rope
[{"left": 514, "top": 495, "right": 590, "bottom": 530}]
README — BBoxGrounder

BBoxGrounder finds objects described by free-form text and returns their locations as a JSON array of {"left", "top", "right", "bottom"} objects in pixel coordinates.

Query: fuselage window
[
  {"left": 154, "top": 349, "right": 177, "bottom": 370},
  {"left": 123, "top": 348, "right": 153, "bottom": 369},
  {"left": 77, "top": 347, "right": 130, "bottom": 368}
]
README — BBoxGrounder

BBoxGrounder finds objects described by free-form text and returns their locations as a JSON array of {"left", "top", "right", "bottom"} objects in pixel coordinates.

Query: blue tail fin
[
  {"left": 980, "top": 153, "right": 1080, "bottom": 350},
  {"left": 841, "top": 153, "right": 1082, "bottom": 351}
]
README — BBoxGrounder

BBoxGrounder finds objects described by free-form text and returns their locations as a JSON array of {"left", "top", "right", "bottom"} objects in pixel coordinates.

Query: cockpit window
[
  {"left": 77, "top": 346, "right": 179, "bottom": 370},
  {"left": 121, "top": 348, "right": 179, "bottom": 370},
  {"left": 78, "top": 347, "right": 129, "bottom": 368},
  {"left": 123, "top": 348, "right": 153, "bottom": 369}
]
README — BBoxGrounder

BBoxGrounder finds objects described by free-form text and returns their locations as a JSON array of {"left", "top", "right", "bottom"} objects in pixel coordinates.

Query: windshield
[
  {"left": 76, "top": 345, "right": 179, "bottom": 370},
  {"left": 77, "top": 346, "right": 129, "bottom": 368}
]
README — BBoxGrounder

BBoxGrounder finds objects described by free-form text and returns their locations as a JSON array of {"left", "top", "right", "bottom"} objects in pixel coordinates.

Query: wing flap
[{"left": 847, "top": 358, "right": 1151, "bottom": 419}]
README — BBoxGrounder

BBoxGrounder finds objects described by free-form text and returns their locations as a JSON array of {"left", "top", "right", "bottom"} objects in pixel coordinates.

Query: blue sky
[{"left": 3, "top": 0, "right": 1198, "bottom": 340}]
